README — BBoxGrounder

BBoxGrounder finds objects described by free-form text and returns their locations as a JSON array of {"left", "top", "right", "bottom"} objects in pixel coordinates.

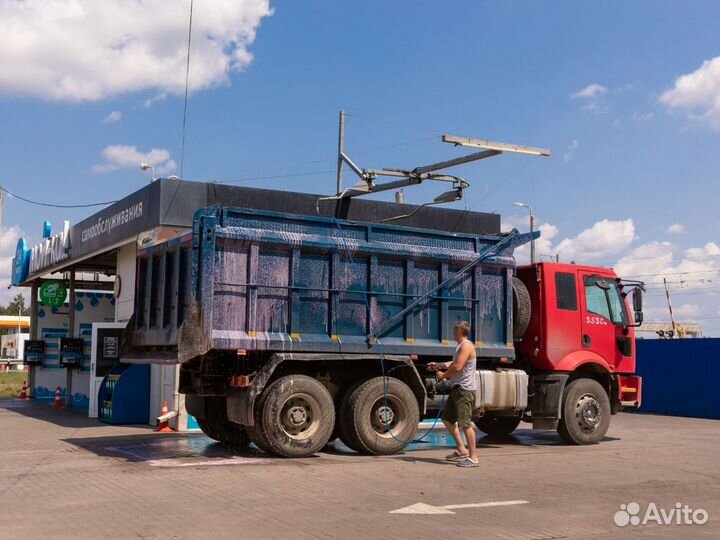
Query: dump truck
[{"left": 126, "top": 205, "right": 643, "bottom": 457}]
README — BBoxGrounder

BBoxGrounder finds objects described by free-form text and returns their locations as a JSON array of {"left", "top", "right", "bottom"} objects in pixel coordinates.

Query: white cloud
[
  {"left": 513, "top": 222, "right": 559, "bottom": 264},
  {"left": 102, "top": 110, "right": 122, "bottom": 124},
  {"left": 93, "top": 145, "right": 176, "bottom": 175},
  {"left": 666, "top": 223, "right": 685, "bottom": 234},
  {"left": 563, "top": 140, "right": 579, "bottom": 163},
  {"left": 614, "top": 240, "right": 720, "bottom": 327},
  {"left": 571, "top": 83, "right": 608, "bottom": 100},
  {"left": 0, "top": 0, "right": 273, "bottom": 102},
  {"left": 555, "top": 219, "right": 636, "bottom": 262},
  {"left": 509, "top": 217, "right": 634, "bottom": 265},
  {"left": 614, "top": 241, "right": 720, "bottom": 285},
  {"left": 660, "top": 56, "right": 720, "bottom": 130},
  {"left": 143, "top": 93, "right": 168, "bottom": 109},
  {"left": 571, "top": 83, "right": 610, "bottom": 114}
]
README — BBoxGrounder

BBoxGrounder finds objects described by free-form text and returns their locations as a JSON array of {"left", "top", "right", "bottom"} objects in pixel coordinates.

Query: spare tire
[{"left": 512, "top": 277, "right": 531, "bottom": 339}]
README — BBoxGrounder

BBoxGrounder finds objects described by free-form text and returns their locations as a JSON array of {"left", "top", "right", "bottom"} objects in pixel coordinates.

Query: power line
[
  {"left": 622, "top": 269, "right": 718, "bottom": 278},
  {"left": 207, "top": 134, "right": 438, "bottom": 185},
  {"left": 345, "top": 112, "right": 444, "bottom": 136},
  {"left": 0, "top": 185, "right": 116, "bottom": 208},
  {"left": 214, "top": 169, "right": 338, "bottom": 185},
  {"left": 179, "top": 0, "right": 194, "bottom": 179}
]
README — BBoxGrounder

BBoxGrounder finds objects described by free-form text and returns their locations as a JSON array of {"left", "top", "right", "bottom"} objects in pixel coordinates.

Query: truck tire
[
  {"left": 512, "top": 277, "right": 531, "bottom": 339},
  {"left": 197, "top": 418, "right": 223, "bottom": 441},
  {"left": 250, "top": 375, "right": 335, "bottom": 458},
  {"left": 337, "top": 379, "right": 370, "bottom": 453},
  {"left": 474, "top": 414, "right": 522, "bottom": 437},
  {"left": 199, "top": 397, "right": 251, "bottom": 449},
  {"left": 244, "top": 390, "right": 273, "bottom": 454},
  {"left": 346, "top": 377, "right": 419, "bottom": 455},
  {"left": 557, "top": 378, "right": 611, "bottom": 445}
]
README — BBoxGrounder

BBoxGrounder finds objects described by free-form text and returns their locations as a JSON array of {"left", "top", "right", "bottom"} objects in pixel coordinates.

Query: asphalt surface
[{"left": 0, "top": 399, "right": 718, "bottom": 539}]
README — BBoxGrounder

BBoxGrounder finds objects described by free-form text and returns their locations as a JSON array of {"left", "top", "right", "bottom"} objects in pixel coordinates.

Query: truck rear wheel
[
  {"left": 557, "top": 378, "right": 611, "bottom": 445},
  {"left": 474, "top": 414, "right": 522, "bottom": 437},
  {"left": 337, "top": 379, "right": 369, "bottom": 453},
  {"left": 250, "top": 375, "right": 335, "bottom": 458},
  {"left": 346, "top": 377, "right": 419, "bottom": 455},
  {"left": 198, "top": 397, "right": 250, "bottom": 449}
]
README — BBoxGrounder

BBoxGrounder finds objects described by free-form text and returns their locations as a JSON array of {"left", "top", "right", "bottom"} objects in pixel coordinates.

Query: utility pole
[
  {"left": 664, "top": 277, "right": 677, "bottom": 337},
  {"left": 514, "top": 202, "right": 536, "bottom": 264},
  {"left": 336, "top": 111, "right": 346, "bottom": 195},
  {"left": 0, "top": 185, "right": 3, "bottom": 232}
]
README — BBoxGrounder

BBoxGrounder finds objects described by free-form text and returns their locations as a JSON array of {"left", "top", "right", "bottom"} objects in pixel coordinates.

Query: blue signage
[
  {"left": 42, "top": 220, "right": 52, "bottom": 239},
  {"left": 11, "top": 238, "right": 30, "bottom": 286}
]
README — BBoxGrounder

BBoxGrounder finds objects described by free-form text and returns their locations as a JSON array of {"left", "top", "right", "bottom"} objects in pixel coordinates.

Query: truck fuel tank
[{"left": 426, "top": 369, "right": 529, "bottom": 413}]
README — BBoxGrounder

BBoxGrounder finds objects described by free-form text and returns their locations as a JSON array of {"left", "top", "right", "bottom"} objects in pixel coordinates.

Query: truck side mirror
[
  {"left": 633, "top": 287, "right": 643, "bottom": 312},
  {"left": 633, "top": 288, "right": 643, "bottom": 324}
]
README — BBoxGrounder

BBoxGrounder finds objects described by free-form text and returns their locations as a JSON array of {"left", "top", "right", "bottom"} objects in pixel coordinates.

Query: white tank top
[{"left": 448, "top": 339, "right": 477, "bottom": 391}]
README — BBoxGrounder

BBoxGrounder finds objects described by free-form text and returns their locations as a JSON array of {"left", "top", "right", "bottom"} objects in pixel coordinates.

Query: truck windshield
[{"left": 584, "top": 277, "right": 629, "bottom": 326}]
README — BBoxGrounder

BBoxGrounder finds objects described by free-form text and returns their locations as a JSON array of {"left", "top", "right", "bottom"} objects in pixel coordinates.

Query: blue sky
[{"left": 1, "top": 0, "right": 719, "bottom": 334}]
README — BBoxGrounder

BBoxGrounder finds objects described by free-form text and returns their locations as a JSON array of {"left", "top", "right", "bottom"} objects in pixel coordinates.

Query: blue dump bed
[{"left": 131, "top": 206, "right": 533, "bottom": 363}]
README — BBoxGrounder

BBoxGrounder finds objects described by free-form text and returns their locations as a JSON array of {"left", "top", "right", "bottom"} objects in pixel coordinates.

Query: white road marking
[{"left": 390, "top": 500, "right": 530, "bottom": 515}]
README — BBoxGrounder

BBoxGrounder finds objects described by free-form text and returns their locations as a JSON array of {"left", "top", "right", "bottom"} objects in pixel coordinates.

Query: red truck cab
[{"left": 514, "top": 262, "right": 643, "bottom": 443}]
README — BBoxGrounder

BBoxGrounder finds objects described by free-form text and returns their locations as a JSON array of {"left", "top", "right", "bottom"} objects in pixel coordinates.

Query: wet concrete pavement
[{"left": 1, "top": 399, "right": 718, "bottom": 539}]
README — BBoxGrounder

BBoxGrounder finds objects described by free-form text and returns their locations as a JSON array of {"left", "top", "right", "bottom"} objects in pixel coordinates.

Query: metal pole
[
  {"left": 66, "top": 269, "right": 75, "bottom": 407},
  {"left": 28, "top": 281, "right": 38, "bottom": 397},
  {"left": 664, "top": 277, "right": 676, "bottom": 337},
  {"left": 530, "top": 211, "right": 536, "bottom": 264},
  {"left": 336, "top": 110, "right": 345, "bottom": 196}
]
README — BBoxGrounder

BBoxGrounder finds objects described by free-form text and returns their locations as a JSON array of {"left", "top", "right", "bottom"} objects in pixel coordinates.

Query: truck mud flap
[{"left": 529, "top": 373, "right": 569, "bottom": 430}]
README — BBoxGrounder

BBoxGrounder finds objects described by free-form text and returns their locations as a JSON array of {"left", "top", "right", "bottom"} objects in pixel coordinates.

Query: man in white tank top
[{"left": 427, "top": 321, "right": 479, "bottom": 467}]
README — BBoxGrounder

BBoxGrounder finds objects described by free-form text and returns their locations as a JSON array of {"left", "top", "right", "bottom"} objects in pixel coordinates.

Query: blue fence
[{"left": 636, "top": 338, "right": 720, "bottom": 420}]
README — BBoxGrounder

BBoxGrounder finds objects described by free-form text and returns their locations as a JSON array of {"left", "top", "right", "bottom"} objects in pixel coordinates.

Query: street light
[
  {"left": 514, "top": 201, "right": 536, "bottom": 264},
  {"left": 140, "top": 163, "right": 156, "bottom": 182}
]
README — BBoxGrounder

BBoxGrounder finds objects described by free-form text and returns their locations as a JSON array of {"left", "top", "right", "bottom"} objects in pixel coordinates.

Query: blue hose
[{"left": 332, "top": 218, "right": 445, "bottom": 445}]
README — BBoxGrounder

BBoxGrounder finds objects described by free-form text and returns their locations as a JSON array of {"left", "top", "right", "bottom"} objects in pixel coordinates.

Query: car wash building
[{"left": 11, "top": 178, "right": 500, "bottom": 430}]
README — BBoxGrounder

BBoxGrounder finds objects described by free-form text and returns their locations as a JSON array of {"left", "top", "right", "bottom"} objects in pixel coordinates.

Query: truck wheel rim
[
  {"left": 575, "top": 393, "right": 601, "bottom": 433},
  {"left": 370, "top": 395, "right": 406, "bottom": 438},
  {"left": 279, "top": 393, "right": 320, "bottom": 441}
]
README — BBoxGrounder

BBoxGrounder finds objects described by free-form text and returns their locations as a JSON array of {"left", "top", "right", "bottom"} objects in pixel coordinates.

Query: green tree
[{"left": 0, "top": 293, "right": 30, "bottom": 316}]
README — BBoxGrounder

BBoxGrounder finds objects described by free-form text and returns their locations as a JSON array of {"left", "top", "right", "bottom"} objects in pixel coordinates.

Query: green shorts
[{"left": 441, "top": 386, "right": 476, "bottom": 428}]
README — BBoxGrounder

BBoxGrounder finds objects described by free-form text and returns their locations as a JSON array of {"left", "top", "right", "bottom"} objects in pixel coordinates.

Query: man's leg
[
  {"left": 461, "top": 425, "right": 478, "bottom": 462},
  {"left": 442, "top": 419, "right": 467, "bottom": 455}
]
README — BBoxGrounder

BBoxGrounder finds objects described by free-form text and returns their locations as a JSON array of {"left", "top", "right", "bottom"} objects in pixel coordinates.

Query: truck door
[{"left": 580, "top": 274, "right": 633, "bottom": 372}]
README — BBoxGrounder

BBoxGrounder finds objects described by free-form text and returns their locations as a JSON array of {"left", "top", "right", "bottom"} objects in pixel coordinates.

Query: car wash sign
[
  {"left": 11, "top": 238, "right": 30, "bottom": 286},
  {"left": 28, "top": 220, "right": 70, "bottom": 275}
]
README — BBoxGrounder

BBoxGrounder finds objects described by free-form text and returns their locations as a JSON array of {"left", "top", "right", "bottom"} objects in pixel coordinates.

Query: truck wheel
[
  {"left": 197, "top": 418, "right": 223, "bottom": 441},
  {"left": 252, "top": 375, "right": 335, "bottom": 458},
  {"left": 474, "top": 414, "right": 522, "bottom": 437},
  {"left": 200, "top": 397, "right": 251, "bottom": 449},
  {"left": 244, "top": 392, "right": 273, "bottom": 454},
  {"left": 347, "top": 377, "right": 419, "bottom": 455},
  {"left": 557, "top": 378, "right": 611, "bottom": 445},
  {"left": 512, "top": 277, "right": 531, "bottom": 339},
  {"left": 337, "top": 379, "right": 370, "bottom": 453}
]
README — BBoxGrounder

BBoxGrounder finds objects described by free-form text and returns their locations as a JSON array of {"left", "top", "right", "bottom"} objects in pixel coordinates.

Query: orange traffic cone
[
  {"left": 53, "top": 387, "right": 63, "bottom": 408},
  {"left": 19, "top": 382, "right": 27, "bottom": 400},
  {"left": 155, "top": 401, "right": 173, "bottom": 432}
]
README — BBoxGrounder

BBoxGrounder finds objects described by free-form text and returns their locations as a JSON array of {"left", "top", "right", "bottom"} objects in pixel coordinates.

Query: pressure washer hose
[{"left": 332, "top": 218, "right": 445, "bottom": 444}]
